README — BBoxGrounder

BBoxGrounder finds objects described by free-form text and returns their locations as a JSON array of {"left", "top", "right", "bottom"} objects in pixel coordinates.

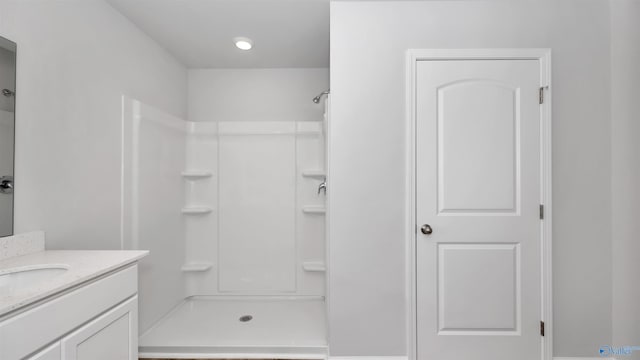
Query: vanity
[{"left": 0, "top": 232, "right": 148, "bottom": 359}]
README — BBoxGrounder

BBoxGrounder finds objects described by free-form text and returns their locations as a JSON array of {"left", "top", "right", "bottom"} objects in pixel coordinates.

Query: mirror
[{"left": 0, "top": 36, "right": 15, "bottom": 237}]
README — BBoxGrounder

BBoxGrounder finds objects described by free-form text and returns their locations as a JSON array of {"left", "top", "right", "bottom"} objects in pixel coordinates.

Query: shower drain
[{"left": 239, "top": 315, "right": 253, "bottom": 322}]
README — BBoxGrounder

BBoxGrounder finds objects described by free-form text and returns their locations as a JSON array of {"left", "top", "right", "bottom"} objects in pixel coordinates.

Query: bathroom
[{"left": 0, "top": 1, "right": 639, "bottom": 360}]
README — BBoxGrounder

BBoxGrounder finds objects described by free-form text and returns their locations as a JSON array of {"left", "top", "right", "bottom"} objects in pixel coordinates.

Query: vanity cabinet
[
  {"left": 25, "top": 297, "right": 136, "bottom": 360},
  {"left": 0, "top": 264, "right": 140, "bottom": 360}
]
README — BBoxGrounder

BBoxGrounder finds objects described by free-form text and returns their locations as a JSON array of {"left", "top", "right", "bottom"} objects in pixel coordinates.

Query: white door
[
  {"left": 416, "top": 59, "right": 542, "bottom": 360},
  {"left": 61, "top": 296, "right": 138, "bottom": 360}
]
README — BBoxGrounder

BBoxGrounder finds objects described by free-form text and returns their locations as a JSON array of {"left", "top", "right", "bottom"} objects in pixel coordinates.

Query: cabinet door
[
  {"left": 61, "top": 296, "right": 137, "bottom": 360},
  {"left": 27, "top": 343, "right": 61, "bottom": 360}
]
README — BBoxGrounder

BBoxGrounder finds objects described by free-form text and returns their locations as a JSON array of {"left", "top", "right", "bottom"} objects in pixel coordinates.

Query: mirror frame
[{"left": 0, "top": 34, "right": 16, "bottom": 237}]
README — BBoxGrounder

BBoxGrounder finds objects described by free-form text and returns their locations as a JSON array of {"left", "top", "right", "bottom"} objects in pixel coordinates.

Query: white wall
[
  {"left": 188, "top": 68, "right": 328, "bottom": 122},
  {"left": 329, "top": 1, "right": 612, "bottom": 356},
  {"left": 0, "top": 0, "right": 187, "bottom": 249},
  {"left": 611, "top": 1, "right": 640, "bottom": 359}
]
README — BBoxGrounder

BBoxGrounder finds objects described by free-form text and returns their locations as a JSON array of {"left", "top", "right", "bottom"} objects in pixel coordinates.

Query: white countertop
[{"left": 0, "top": 250, "right": 148, "bottom": 317}]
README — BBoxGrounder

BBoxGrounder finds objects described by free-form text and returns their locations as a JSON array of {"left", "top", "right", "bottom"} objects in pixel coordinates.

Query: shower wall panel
[
  {"left": 122, "top": 97, "right": 186, "bottom": 333},
  {"left": 183, "top": 122, "right": 219, "bottom": 295},
  {"left": 295, "top": 122, "right": 326, "bottom": 295},
  {"left": 218, "top": 122, "right": 297, "bottom": 293}
]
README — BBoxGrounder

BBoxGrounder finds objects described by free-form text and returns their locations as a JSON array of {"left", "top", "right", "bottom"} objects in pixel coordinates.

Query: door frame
[{"left": 405, "top": 49, "right": 552, "bottom": 360}]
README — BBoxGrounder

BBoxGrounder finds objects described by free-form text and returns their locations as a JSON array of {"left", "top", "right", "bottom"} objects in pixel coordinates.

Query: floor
[{"left": 138, "top": 296, "right": 327, "bottom": 359}]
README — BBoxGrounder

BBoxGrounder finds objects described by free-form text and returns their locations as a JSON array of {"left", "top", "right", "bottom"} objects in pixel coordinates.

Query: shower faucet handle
[{"left": 318, "top": 178, "right": 327, "bottom": 195}]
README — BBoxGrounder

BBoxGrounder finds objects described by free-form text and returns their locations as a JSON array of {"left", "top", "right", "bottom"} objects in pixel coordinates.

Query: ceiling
[{"left": 106, "top": 0, "right": 330, "bottom": 69}]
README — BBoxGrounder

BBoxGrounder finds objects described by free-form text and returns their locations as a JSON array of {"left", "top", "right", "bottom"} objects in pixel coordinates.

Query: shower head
[{"left": 312, "top": 90, "right": 329, "bottom": 104}]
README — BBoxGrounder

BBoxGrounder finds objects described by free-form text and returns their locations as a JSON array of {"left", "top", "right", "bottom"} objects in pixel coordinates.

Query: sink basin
[{"left": 0, "top": 264, "right": 70, "bottom": 297}]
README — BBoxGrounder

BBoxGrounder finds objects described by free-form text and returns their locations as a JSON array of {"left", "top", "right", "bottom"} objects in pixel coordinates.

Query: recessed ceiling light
[{"left": 234, "top": 37, "right": 253, "bottom": 51}]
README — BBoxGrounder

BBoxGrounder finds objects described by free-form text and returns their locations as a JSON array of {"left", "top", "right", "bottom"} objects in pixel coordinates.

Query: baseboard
[
  {"left": 330, "top": 356, "right": 612, "bottom": 360},
  {"left": 330, "top": 356, "right": 407, "bottom": 360},
  {"left": 331, "top": 357, "right": 612, "bottom": 360},
  {"left": 328, "top": 356, "right": 616, "bottom": 360},
  {"left": 554, "top": 357, "right": 616, "bottom": 360}
]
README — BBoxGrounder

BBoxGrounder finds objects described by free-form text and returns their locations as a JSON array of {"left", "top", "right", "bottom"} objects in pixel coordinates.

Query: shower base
[{"left": 138, "top": 296, "right": 327, "bottom": 359}]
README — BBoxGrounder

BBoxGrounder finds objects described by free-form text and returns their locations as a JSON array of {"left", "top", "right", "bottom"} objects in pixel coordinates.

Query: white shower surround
[
  {"left": 184, "top": 120, "right": 326, "bottom": 297},
  {"left": 122, "top": 97, "right": 187, "bottom": 333},
  {"left": 122, "top": 97, "right": 327, "bottom": 356}
]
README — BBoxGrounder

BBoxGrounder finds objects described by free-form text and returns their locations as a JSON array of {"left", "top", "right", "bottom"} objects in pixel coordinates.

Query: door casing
[{"left": 405, "top": 49, "right": 552, "bottom": 360}]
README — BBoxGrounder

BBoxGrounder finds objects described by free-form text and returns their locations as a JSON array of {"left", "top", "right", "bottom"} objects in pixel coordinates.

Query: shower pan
[
  {"left": 122, "top": 97, "right": 328, "bottom": 359},
  {"left": 138, "top": 296, "right": 326, "bottom": 358}
]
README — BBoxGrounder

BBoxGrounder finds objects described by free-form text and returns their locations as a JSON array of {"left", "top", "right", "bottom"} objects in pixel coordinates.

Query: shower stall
[{"left": 121, "top": 82, "right": 328, "bottom": 358}]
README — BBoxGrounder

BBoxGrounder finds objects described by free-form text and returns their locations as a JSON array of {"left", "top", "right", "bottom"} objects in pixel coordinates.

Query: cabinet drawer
[{"left": 0, "top": 265, "right": 137, "bottom": 360}]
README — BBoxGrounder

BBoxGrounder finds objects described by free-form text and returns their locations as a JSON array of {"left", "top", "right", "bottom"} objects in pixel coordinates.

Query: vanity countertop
[{"left": 0, "top": 250, "right": 148, "bottom": 317}]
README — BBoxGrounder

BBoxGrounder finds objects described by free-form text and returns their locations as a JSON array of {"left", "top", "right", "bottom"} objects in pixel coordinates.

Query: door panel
[
  {"left": 61, "top": 296, "right": 137, "bottom": 360},
  {"left": 416, "top": 59, "right": 541, "bottom": 360},
  {"left": 438, "top": 243, "right": 519, "bottom": 333},
  {"left": 437, "top": 80, "right": 518, "bottom": 214}
]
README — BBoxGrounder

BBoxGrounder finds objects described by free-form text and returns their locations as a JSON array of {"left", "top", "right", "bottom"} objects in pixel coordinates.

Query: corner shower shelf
[
  {"left": 181, "top": 170, "right": 213, "bottom": 179},
  {"left": 181, "top": 206, "right": 214, "bottom": 215},
  {"left": 302, "top": 206, "right": 326, "bottom": 214},
  {"left": 302, "top": 261, "right": 326, "bottom": 272},
  {"left": 301, "top": 170, "right": 326, "bottom": 179},
  {"left": 181, "top": 262, "right": 214, "bottom": 272}
]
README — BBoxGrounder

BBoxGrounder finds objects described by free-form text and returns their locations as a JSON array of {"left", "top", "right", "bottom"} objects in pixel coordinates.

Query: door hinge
[
  {"left": 540, "top": 321, "right": 545, "bottom": 336},
  {"left": 539, "top": 87, "right": 544, "bottom": 104},
  {"left": 539, "top": 204, "right": 544, "bottom": 220}
]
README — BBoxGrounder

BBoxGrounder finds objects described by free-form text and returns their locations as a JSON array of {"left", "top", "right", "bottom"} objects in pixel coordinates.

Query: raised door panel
[
  {"left": 438, "top": 244, "right": 519, "bottom": 334},
  {"left": 61, "top": 296, "right": 137, "bottom": 360},
  {"left": 437, "top": 81, "right": 519, "bottom": 214}
]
